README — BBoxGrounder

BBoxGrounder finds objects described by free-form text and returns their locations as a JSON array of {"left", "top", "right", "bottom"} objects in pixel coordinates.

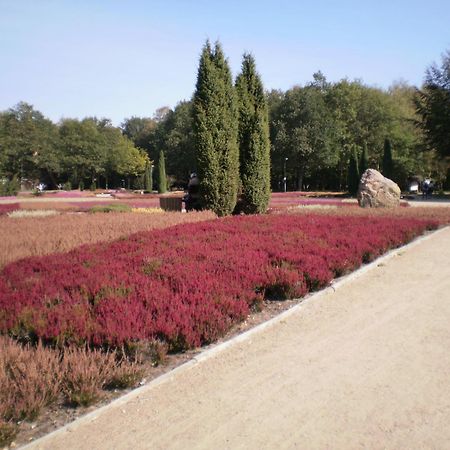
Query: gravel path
[{"left": 25, "top": 227, "right": 450, "bottom": 450}]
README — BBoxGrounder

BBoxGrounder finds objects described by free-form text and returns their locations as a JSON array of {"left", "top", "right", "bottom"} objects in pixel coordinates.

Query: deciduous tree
[{"left": 416, "top": 50, "right": 450, "bottom": 159}]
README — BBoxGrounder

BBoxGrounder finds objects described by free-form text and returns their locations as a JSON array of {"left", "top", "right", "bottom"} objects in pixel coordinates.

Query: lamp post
[{"left": 283, "top": 157, "right": 288, "bottom": 192}]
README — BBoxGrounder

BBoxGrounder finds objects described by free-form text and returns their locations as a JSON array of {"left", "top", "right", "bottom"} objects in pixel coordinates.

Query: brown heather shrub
[
  {"left": 0, "top": 210, "right": 216, "bottom": 268},
  {"left": 62, "top": 347, "right": 116, "bottom": 406},
  {"left": 0, "top": 335, "right": 145, "bottom": 442},
  {"left": 61, "top": 347, "right": 143, "bottom": 406},
  {"left": 126, "top": 339, "right": 169, "bottom": 367},
  {"left": 0, "top": 419, "right": 18, "bottom": 448},
  {"left": 0, "top": 337, "right": 62, "bottom": 421},
  {"left": 19, "top": 201, "right": 74, "bottom": 211},
  {"left": 106, "top": 357, "right": 144, "bottom": 389},
  {"left": 272, "top": 205, "right": 450, "bottom": 225}
]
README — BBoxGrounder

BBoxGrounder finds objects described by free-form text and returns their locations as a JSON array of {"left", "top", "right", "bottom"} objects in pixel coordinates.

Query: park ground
[{"left": 23, "top": 222, "right": 450, "bottom": 450}]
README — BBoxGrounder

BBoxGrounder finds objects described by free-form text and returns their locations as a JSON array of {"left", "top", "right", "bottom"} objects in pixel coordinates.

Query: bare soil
[{"left": 20, "top": 226, "right": 450, "bottom": 450}]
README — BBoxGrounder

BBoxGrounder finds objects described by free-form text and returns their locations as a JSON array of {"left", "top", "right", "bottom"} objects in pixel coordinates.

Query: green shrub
[
  {"left": 89, "top": 204, "right": 132, "bottom": 213},
  {"left": 0, "top": 175, "right": 20, "bottom": 196}
]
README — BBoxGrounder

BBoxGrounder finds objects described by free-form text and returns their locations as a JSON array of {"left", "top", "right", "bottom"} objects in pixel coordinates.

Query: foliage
[
  {"left": 347, "top": 149, "right": 360, "bottom": 195},
  {"left": 157, "top": 101, "right": 196, "bottom": 186},
  {"left": 89, "top": 204, "right": 132, "bottom": 213},
  {"left": 235, "top": 53, "right": 271, "bottom": 214},
  {"left": 416, "top": 50, "right": 450, "bottom": 159},
  {"left": 0, "top": 58, "right": 442, "bottom": 193},
  {"left": 193, "top": 41, "right": 239, "bottom": 216},
  {"left": 359, "top": 144, "right": 369, "bottom": 175},
  {"left": 0, "top": 102, "right": 60, "bottom": 183},
  {"left": 0, "top": 175, "right": 20, "bottom": 196},
  {"left": 59, "top": 118, "right": 106, "bottom": 188},
  {"left": 121, "top": 116, "right": 157, "bottom": 151},
  {"left": 270, "top": 75, "right": 339, "bottom": 190},
  {"left": 157, "top": 150, "right": 167, "bottom": 193},
  {"left": 0, "top": 214, "right": 439, "bottom": 350},
  {"left": 382, "top": 138, "right": 395, "bottom": 180},
  {"left": 144, "top": 161, "right": 153, "bottom": 192}
]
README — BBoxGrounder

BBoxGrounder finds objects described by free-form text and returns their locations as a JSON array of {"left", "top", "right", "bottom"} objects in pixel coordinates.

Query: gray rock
[{"left": 357, "top": 169, "right": 401, "bottom": 208}]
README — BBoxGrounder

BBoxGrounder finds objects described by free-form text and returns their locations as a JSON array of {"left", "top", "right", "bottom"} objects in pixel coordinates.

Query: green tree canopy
[
  {"left": 59, "top": 118, "right": 106, "bottom": 187},
  {"left": 0, "top": 102, "right": 60, "bottom": 183},
  {"left": 416, "top": 50, "right": 450, "bottom": 159},
  {"left": 121, "top": 116, "right": 157, "bottom": 152},
  {"left": 271, "top": 81, "right": 339, "bottom": 190},
  {"left": 158, "top": 101, "right": 196, "bottom": 186}
]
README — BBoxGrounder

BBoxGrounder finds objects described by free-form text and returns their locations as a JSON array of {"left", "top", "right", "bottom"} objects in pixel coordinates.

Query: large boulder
[{"left": 357, "top": 169, "right": 401, "bottom": 208}]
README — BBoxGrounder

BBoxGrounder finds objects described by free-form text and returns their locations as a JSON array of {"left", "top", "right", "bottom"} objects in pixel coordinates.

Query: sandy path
[{"left": 26, "top": 227, "right": 450, "bottom": 450}]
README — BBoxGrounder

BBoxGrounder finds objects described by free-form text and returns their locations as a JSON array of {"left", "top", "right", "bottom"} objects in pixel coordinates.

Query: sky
[{"left": 1, "top": 0, "right": 449, "bottom": 125}]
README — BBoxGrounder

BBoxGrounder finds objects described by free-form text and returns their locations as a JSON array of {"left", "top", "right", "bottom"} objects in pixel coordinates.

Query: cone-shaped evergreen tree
[
  {"left": 235, "top": 53, "right": 271, "bottom": 214},
  {"left": 348, "top": 149, "right": 360, "bottom": 196},
  {"left": 144, "top": 161, "right": 153, "bottom": 192},
  {"left": 382, "top": 138, "right": 394, "bottom": 180},
  {"left": 158, "top": 150, "right": 167, "bottom": 193},
  {"left": 359, "top": 144, "right": 369, "bottom": 175},
  {"left": 193, "top": 41, "right": 239, "bottom": 216}
]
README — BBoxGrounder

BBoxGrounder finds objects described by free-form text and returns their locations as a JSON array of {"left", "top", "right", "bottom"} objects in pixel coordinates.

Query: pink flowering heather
[
  {"left": 0, "top": 204, "right": 20, "bottom": 216},
  {"left": 0, "top": 213, "right": 439, "bottom": 351}
]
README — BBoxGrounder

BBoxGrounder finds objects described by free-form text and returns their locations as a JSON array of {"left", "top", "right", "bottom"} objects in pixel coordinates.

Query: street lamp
[{"left": 283, "top": 157, "right": 288, "bottom": 192}]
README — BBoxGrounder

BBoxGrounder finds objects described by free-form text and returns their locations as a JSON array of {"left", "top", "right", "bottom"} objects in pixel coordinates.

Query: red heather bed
[{"left": 0, "top": 213, "right": 438, "bottom": 350}]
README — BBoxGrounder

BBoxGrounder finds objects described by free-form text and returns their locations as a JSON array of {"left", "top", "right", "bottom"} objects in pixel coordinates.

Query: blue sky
[{"left": 1, "top": 0, "right": 449, "bottom": 125}]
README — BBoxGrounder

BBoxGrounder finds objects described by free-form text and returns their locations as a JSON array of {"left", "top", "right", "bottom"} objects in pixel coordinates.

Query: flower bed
[
  {"left": 0, "top": 214, "right": 439, "bottom": 350},
  {"left": 0, "top": 203, "right": 20, "bottom": 216},
  {"left": 44, "top": 191, "right": 93, "bottom": 198},
  {"left": 0, "top": 210, "right": 215, "bottom": 269}
]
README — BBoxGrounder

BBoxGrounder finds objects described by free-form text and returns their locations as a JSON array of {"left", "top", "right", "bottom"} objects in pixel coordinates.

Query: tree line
[{"left": 1, "top": 44, "right": 449, "bottom": 203}]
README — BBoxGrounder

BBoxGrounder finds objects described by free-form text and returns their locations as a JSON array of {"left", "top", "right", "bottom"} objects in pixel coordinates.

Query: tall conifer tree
[
  {"left": 193, "top": 41, "right": 239, "bottom": 216},
  {"left": 382, "top": 138, "right": 394, "bottom": 180},
  {"left": 348, "top": 149, "right": 360, "bottom": 196},
  {"left": 158, "top": 150, "right": 167, "bottom": 193},
  {"left": 235, "top": 54, "right": 271, "bottom": 214},
  {"left": 359, "top": 144, "right": 369, "bottom": 175},
  {"left": 144, "top": 161, "right": 153, "bottom": 192}
]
